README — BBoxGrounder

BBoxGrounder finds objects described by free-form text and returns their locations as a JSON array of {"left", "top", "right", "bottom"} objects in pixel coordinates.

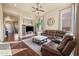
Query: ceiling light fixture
[{"left": 13, "top": 4, "right": 16, "bottom": 6}]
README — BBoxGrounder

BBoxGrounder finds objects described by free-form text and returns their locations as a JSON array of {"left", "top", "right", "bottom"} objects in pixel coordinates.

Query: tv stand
[{"left": 20, "top": 32, "right": 35, "bottom": 39}]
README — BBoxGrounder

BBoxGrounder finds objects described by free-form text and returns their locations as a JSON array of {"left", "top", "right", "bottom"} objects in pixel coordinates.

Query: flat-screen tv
[{"left": 26, "top": 26, "right": 34, "bottom": 32}]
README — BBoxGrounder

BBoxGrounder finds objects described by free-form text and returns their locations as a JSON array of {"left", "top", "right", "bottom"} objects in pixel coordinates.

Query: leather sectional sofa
[{"left": 41, "top": 34, "right": 76, "bottom": 56}]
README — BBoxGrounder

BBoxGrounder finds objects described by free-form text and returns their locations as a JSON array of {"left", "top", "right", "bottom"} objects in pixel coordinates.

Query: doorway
[{"left": 4, "top": 14, "right": 19, "bottom": 42}]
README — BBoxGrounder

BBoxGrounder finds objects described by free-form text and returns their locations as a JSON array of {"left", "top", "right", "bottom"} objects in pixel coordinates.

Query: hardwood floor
[{"left": 4, "top": 33, "right": 14, "bottom": 42}]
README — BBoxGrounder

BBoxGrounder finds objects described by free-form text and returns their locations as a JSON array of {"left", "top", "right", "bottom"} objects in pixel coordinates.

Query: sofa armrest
[{"left": 41, "top": 45, "right": 62, "bottom": 56}]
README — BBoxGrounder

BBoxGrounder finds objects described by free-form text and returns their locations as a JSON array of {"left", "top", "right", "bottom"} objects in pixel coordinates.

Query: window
[{"left": 60, "top": 7, "right": 72, "bottom": 32}]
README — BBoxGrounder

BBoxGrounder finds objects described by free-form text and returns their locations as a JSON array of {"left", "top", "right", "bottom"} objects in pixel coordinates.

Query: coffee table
[{"left": 32, "top": 35, "right": 48, "bottom": 45}]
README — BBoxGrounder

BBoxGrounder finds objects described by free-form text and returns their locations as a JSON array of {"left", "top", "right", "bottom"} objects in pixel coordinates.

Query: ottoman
[{"left": 32, "top": 35, "right": 48, "bottom": 45}]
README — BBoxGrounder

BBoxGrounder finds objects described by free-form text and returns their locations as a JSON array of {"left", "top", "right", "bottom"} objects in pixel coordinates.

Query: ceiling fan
[{"left": 32, "top": 3, "right": 45, "bottom": 13}]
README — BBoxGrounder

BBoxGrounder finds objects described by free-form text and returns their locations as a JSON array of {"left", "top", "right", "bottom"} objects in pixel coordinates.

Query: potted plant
[{"left": 35, "top": 19, "right": 41, "bottom": 35}]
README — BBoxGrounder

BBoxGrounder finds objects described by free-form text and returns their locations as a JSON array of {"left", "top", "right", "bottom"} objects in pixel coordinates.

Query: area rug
[
  {"left": 22, "top": 38, "right": 51, "bottom": 55},
  {"left": 0, "top": 41, "right": 39, "bottom": 56},
  {"left": 22, "top": 38, "right": 41, "bottom": 55}
]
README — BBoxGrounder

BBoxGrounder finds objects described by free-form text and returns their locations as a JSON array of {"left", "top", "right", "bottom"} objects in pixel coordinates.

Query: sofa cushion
[
  {"left": 52, "top": 38, "right": 63, "bottom": 44},
  {"left": 41, "top": 42, "right": 62, "bottom": 56},
  {"left": 57, "top": 35, "right": 73, "bottom": 52}
]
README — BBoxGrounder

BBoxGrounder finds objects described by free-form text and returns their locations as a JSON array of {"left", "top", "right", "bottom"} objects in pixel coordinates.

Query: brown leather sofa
[
  {"left": 41, "top": 35, "right": 76, "bottom": 56},
  {"left": 41, "top": 30, "right": 66, "bottom": 44},
  {"left": 41, "top": 30, "right": 66, "bottom": 39}
]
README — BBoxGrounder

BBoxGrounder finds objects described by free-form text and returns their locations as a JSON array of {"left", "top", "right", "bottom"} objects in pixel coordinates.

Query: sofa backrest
[
  {"left": 57, "top": 35, "right": 76, "bottom": 56},
  {"left": 57, "top": 35, "right": 73, "bottom": 52},
  {"left": 42, "top": 30, "right": 66, "bottom": 38},
  {"left": 62, "top": 40, "right": 76, "bottom": 56}
]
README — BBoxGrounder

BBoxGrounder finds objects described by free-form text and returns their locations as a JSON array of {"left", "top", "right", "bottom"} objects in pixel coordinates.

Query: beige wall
[
  {"left": 0, "top": 4, "right": 4, "bottom": 42},
  {"left": 43, "top": 4, "right": 71, "bottom": 31}
]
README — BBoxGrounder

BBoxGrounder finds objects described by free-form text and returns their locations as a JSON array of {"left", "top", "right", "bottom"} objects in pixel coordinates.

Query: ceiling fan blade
[
  {"left": 39, "top": 10, "right": 45, "bottom": 12},
  {"left": 32, "top": 3, "right": 45, "bottom": 13},
  {"left": 32, "top": 7, "right": 36, "bottom": 9}
]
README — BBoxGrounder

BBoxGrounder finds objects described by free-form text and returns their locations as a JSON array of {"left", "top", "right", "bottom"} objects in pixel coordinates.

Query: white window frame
[{"left": 59, "top": 5, "right": 75, "bottom": 34}]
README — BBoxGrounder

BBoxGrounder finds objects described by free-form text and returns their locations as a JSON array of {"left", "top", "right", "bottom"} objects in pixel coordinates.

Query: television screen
[{"left": 26, "top": 26, "right": 33, "bottom": 32}]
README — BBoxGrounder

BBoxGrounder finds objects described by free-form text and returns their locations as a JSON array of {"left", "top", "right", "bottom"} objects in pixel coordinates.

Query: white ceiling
[{"left": 2, "top": 3, "right": 71, "bottom": 19}]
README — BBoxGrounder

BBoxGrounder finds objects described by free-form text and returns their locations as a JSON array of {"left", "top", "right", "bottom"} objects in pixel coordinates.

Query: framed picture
[{"left": 47, "top": 17, "right": 55, "bottom": 26}]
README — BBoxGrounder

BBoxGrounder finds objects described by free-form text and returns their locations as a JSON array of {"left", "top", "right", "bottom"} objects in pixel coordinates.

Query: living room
[{"left": 0, "top": 3, "right": 78, "bottom": 56}]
